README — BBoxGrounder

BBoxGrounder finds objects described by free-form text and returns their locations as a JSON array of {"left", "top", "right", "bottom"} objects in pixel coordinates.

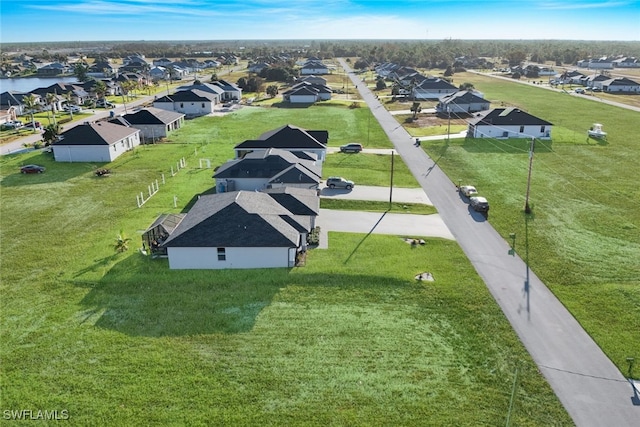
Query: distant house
[
  {"left": 119, "top": 57, "right": 150, "bottom": 73},
  {"left": 87, "top": 61, "right": 115, "bottom": 78},
  {"left": 79, "top": 79, "right": 120, "bottom": 97},
  {"left": 282, "top": 82, "right": 332, "bottom": 104},
  {"left": 153, "top": 89, "right": 218, "bottom": 116},
  {"left": 577, "top": 58, "right": 614, "bottom": 69},
  {"left": 467, "top": 108, "right": 552, "bottom": 139},
  {"left": 211, "top": 80, "right": 242, "bottom": 101},
  {"left": 296, "top": 75, "right": 327, "bottom": 86},
  {"left": 556, "top": 70, "right": 585, "bottom": 84},
  {"left": 301, "top": 60, "right": 329, "bottom": 75},
  {"left": 177, "top": 82, "right": 225, "bottom": 100},
  {"left": 149, "top": 66, "right": 168, "bottom": 80},
  {"left": 37, "top": 62, "right": 69, "bottom": 76},
  {"left": 0, "top": 91, "right": 40, "bottom": 115},
  {"left": 52, "top": 121, "right": 141, "bottom": 162},
  {"left": 412, "top": 78, "right": 458, "bottom": 100},
  {"left": 435, "top": 90, "right": 490, "bottom": 115},
  {"left": 234, "top": 124, "right": 328, "bottom": 161},
  {"left": 115, "top": 72, "right": 147, "bottom": 87},
  {"left": 160, "top": 190, "right": 316, "bottom": 269},
  {"left": 601, "top": 77, "right": 640, "bottom": 93},
  {"left": 612, "top": 57, "right": 640, "bottom": 68},
  {"left": 153, "top": 58, "right": 173, "bottom": 67},
  {"left": 583, "top": 74, "right": 611, "bottom": 90},
  {"left": 248, "top": 62, "right": 270, "bottom": 73},
  {"left": 213, "top": 148, "right": 322, "bottom": 192},
  {"left": 113, "top": 107, "right": 185, "bottom": 141}
]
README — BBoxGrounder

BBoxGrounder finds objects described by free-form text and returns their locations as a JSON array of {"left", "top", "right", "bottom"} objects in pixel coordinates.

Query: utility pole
[
  {"left": 447, "top": 106, "right": 451, "bottom": 143},
  {"left": 389, "top": 151, "right": 395, "bottom": 209},
  {"left": 367, "top": 112, "right": 370, "bottom": 145},
  {"left": 524, "top": 138, "right": 535, "bottom": 214}
]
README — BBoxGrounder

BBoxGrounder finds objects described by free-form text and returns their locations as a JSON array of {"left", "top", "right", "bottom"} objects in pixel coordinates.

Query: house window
[
  {"left": 180, "top": 103, "right": 184, "bottom": 108},
  {"left": 540, "top": 125, "right": 545, "bottom": 133},
  {"left": 519, "top": 126, "right": 525, "bottom": 133},
  {"left": 201, "top": 103, "right": 205, "bottom": 108},
  {"left": 217, "top": 247, "right": 226, "bottom": 261}
]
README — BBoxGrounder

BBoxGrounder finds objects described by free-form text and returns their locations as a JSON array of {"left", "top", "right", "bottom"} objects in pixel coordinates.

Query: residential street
[{"left": 339, "top": 58, "right": 639, "bottom": 426}]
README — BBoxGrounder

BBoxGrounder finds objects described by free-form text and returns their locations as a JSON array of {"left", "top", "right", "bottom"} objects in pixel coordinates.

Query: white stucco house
[
  {"left": 52, "top": 121, "right": 141, "bottom": 162},
  {"left": 113, "top": 107, "right": 185, "bottom": 141},
  {"left": 160, "top": 190, "right": 318, "bottom": 269},
  {"left": 282, "top": 82, "right": 332, "bottom": 104},
  {"left": 153, "top": 89, "right": 218, "bottom": 117},
  {"left": 467, "top": 108, "right": 553, "bottom": 139},
  {"left": 412, "top": 78, "right": 458, "bottom": 100},
  {"left": 435, "top": 90, "right": 490, "bottom": 114},
  {"left": 601, "top": 77, "right": 640, "bottom": 93},
  {"left": 301, "top": 60, "right": 329, "bottom": 75}
]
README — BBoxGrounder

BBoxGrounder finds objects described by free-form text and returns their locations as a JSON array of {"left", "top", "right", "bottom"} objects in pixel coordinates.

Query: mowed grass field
[
  {"left": 0, "top": 104, "right": 571, "bottom": 424},
  {"left": 422, "top": 72, "right": 640, "bottom": 375}
]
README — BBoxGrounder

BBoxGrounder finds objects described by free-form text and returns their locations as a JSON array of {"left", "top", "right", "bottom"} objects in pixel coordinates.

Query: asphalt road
[{"left": 340, "top": 59, "right": 640, "bottom": 426}]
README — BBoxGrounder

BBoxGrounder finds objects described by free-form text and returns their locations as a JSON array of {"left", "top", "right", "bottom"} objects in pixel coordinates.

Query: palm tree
[
  {"left": 62, "top": 92, "right": 75, "bottom": 119},
  {"left": 45, "top": 92, "right": 58, "bottom": 126},
  {"left": 73, "top": 62, "right": 89, "bottom": 82},
  {"left": 410, "top": 102, "right": 422, "bottom": 120},
  {"left": 94, "top": 80, "right": 108, "bottom": 103},
  {"left": 42, "top": 123, "right": 61, "bottom": 146},
  {"left": 22, "top": 94, "right": 40, "bottom": 132},
  {"left": 114, "top": 230, "right": 131, "bottom": 253}
]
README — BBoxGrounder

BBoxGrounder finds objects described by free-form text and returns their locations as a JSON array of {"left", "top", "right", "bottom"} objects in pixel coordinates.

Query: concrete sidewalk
[{"left": 315, "top": 184, "right": 453, "bottom": 249}]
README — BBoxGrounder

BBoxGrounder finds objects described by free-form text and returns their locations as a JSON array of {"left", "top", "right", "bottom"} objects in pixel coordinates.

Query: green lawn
[
  {"left": 421, "top": 72, "right": 640, "bottom": 375},
  {"left": 320, "top": 199, "right": 437, "bottom": 215},
  {"left": 0, "top": 106, "right": 571, "bottom": 424}
]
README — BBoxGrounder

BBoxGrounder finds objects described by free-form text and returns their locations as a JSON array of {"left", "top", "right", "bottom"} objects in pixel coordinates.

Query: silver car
[{"left": 326, "top": 176, "right": 354, "bottom": 190}]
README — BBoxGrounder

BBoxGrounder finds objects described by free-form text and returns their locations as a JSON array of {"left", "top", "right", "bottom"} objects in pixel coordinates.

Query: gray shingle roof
[
  {"left": 440, "top": 90, "right": 487, "bottom": 105},
  {"left": 235, "top": 124, "right": 328, "bottom": 150},
  {"left": 469, "top": 108, "right": 552, "bottom": 126},
  {"left": 161, "top": 191, "right": 301, "bottom": 248},
  {"left": 53, "top": 121, "right": 139, "bottom": 146},
  {"left": 122, "top": 107, "right": 184, "bottom": 125},
  {"left": 214, "top": 148, "right": 320, "bottom": 181},
  {"left": 155, "top": 89, "right": 218, "bottom": 103}
]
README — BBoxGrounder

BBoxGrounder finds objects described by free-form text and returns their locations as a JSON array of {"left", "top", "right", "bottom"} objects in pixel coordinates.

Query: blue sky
[{"left": 1, "top": 0, "right": 639, "bottom": 43}]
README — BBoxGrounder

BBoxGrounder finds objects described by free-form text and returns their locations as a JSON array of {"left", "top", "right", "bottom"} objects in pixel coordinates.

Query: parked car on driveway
[
  {"left": 469, "top": 196, "right": 489, "bottom": 213},
  {"left": 326, "top": 176, "right": 354, "bottom": 190},
  {"left": 24, "top": 121, "right": 42, "bottom": 130},
  {"left": 459, "top": 185, "right": 478, "bottom": 198},
  {"left": 340, "top": 143, "right": 363, "bottom": 153},
  {"left": 20, "top": 164, "right": 46, "bottom": 174},
  {"left": 2, "top": 120, "right": 24, "bottom": 130},
  {"left": 574, "top": 88, "right": 585, "bottom": 94},
  {"left": 96, "top": 99, "right": 115, "bottom": 108},
  {"left": 63, "top": 105, "right": 82, "bottom": 113}
]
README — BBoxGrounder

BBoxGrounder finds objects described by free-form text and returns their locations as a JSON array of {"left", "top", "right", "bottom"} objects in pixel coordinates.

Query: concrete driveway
[{"left": 316, "top": 185, "right": 454, "bottom": 249}]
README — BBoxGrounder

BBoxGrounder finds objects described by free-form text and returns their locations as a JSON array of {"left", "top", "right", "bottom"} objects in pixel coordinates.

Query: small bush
[{"left": 308, "top": 226, "right": 321, "bottom": 245}]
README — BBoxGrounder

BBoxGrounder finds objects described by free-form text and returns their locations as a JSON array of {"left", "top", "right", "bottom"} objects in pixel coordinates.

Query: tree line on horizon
[{"left": 3, "top": 39, "right": 639, "bottom": 70}]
